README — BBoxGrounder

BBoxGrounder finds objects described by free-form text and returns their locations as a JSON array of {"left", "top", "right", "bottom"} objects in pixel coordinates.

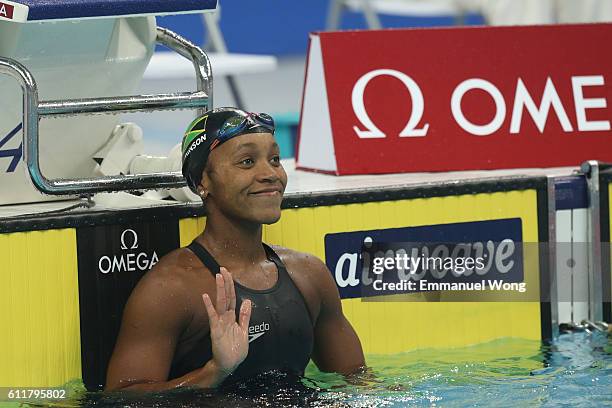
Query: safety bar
[
  {"left": 39, "top": 92, "right": 209, "bottom": 117},
  {"left": 0, "top": 27, "right": 212, "bottom": 195}
]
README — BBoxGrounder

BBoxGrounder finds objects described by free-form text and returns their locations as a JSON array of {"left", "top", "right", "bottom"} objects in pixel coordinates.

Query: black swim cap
[{"left": 181, "top": 107, "right": 275, "bottom": 193}]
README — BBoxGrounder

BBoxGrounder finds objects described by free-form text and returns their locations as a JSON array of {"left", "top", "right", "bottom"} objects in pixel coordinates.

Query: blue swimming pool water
[
  {"left": 301, "top": 330, "right": 611, "bottom": 407},
  {"left": 9, "top": 330, "right": 611, "bottom": 407}
]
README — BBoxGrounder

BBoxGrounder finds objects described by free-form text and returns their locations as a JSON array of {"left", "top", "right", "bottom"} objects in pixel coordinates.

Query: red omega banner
[{"left": 296, "top": 24, "right": 612, "bottom": 175}]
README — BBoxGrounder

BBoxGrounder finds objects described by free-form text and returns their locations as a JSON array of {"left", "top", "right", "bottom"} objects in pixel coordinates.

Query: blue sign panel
[{"left": 324, "top": 218, "right": 523, "bottom": 299}]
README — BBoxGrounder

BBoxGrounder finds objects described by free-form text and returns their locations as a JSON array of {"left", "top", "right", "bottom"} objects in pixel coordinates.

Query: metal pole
[{"left": 581, "top": 160, "right": 604, "bottom": 322}]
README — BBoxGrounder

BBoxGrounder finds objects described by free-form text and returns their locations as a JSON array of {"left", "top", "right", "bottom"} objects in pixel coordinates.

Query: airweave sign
[
  {"left": 324, "top": 218, "right": 523, "bottom": 299},
  {"left": 76, "top": 220, "right": 179, "bottom": 391}
]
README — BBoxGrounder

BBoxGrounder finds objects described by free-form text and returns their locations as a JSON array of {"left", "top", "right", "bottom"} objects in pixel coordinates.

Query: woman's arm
[
  {"left": 105, "top": 266, "right": 251, "bottom": 391},
  {"left": 308, "top": 258, "right": 366, "bottom": 374}
]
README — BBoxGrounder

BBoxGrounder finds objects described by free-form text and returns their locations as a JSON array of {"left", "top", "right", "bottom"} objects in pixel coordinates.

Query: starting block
[{"left": 0, "top": 0, "right": 218, "bottom": 206}]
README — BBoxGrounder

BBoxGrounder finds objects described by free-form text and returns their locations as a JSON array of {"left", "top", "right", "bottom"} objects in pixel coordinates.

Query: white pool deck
[{"left": 0, "top": 159, "right": 578, "bottom": 219}]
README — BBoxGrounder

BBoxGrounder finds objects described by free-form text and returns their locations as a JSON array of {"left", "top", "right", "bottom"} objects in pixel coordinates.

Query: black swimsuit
[{"left": 168, "top": 241, "right": 314, "bottom": 385}]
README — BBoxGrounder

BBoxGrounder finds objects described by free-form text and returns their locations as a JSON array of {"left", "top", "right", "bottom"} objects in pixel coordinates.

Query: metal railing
[{"left": 0, "top": 27, "right": 212, "bottom": 195}]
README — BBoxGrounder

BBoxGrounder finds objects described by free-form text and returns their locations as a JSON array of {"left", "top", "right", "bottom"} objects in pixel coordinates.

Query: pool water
[{"left": 10, "top": 330, "right": 612, "bottom": 407}]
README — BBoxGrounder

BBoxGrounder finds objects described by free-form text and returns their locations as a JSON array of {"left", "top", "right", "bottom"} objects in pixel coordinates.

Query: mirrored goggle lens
[
  {"left": 219, "top": 116, "right": 246, "bottom": 140},
  {"left": 254, "top": 113, "right": 274, "bottom": 127}
]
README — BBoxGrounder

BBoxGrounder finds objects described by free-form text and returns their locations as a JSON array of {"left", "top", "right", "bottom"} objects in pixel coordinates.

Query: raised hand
[{"left": 202, "top": 267, "right": 252, "bottom": 377}]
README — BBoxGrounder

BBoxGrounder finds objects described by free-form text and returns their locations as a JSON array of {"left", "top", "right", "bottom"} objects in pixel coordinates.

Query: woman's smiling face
[{"left": 199, "top": 132, "right": 287, "bottom": 225}]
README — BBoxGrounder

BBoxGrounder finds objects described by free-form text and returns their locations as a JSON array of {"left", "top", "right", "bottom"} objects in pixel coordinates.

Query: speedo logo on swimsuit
[{"left": 248, "top": 322, "right": 270, "bottom": 343}]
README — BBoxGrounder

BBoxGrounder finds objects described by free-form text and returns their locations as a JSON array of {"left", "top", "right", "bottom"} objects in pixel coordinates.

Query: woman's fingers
[
  {"left": 239, "top": 299, "right": 252, "bottom": 331},
  {"left": 220, "top": 267, "right": 232, "bottom": 311},
  {"left": 202, "top": 293, "right": 218, "bottom": 330},
  {"left": 221, "top": 267, "right": 237, "bottom": 311},
  {"left": 215, "top": 273, "right": 227, "bottom": 312}
]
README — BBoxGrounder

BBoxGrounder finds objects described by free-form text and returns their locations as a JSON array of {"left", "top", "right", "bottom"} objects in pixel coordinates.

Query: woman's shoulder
[
  {"left": 269, "top": 245, "right": 340, "bottom": 308},
  {"left": 147, "top": 246, "right": 201, "bottom": 276},
  {"left": 268, "top": 245, "right": 330, "bottom": 280},
  {"left": 135, "top": 247, "right": 214, "bottom": 297}
]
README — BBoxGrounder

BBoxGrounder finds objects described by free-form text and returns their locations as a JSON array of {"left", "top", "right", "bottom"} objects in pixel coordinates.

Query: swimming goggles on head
[{"left": 215, "top": 112, "right": 275, "bottom": 147}]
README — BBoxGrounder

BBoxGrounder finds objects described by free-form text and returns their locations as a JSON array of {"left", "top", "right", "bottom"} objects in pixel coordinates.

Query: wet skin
[{"left": 105, "top": 133, "right": 365, "bottom": 392}]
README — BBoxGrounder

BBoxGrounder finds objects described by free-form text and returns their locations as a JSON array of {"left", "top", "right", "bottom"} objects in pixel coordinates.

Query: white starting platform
[{"left": 0, "top": 0, "right": 279, "bottom": 209}]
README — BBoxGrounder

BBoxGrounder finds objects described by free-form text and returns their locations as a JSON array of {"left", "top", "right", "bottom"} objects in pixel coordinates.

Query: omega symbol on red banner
[
  {"left": 0, "top": 2, "right": 15, "bottom": 20},
  {"left": 352, "top": 68, "right": 610, "bottom": 139},
  {"left": 98, "top": 228, "right": 159, "bottom": 274},
  {"left": 352, "top": 69, "right": 430, "bottom": 139}
]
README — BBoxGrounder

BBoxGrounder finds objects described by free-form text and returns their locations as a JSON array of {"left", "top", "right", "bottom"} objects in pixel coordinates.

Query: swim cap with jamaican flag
[{"left": 181, "top": 107, "right": 275, "bottom": 193}]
